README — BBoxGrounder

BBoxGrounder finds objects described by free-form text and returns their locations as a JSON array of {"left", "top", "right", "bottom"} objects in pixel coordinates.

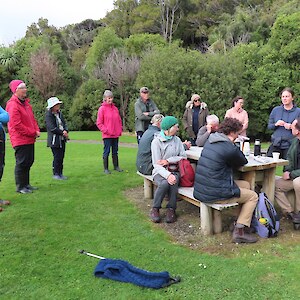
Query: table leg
[
  {"left": 262, "top": 167, "right": 276, "bottom": 203},
  {"left": 241, "top": 170, "right": 256, "bottom": 190}
]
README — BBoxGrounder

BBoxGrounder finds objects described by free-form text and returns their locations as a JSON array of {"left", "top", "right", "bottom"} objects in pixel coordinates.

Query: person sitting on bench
[{"left": 193, "top": 117, "right": 258, "bottom": 243}]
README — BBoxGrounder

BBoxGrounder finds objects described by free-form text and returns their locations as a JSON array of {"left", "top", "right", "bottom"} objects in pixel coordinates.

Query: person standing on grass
[
  {"left": 182, "top": 94, "right": 209, "bottom": 146},
  {"left": 134, "top": 87, "right": 160, "bottom": 144},
  {"left": 45, "top": 97, "right": 69, "bottom": 180},
  {"left": 150, "top": 116, "right": 187, "bottom": 224},
  {"left": 225, "top": 96, "right": 248, "bottom": 137},
  {"left": 96, "top": 90, "right": 123, "bottom": 174},
  {"left": 193, "top": 118, "right": 258, "bottom": 243},
  {"left": 267, "top": 87, "right": 300, "bottom": 159},
  {"left": 0, "top": 105, "right": 10, "bottom": 211},
  {"left": 6, "top": 80, "right": 40, "bottom": 194}
]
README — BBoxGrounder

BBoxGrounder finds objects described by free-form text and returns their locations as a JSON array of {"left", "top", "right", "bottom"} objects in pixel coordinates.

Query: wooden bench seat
[{"left": 137, "top": 171, "right": 238, "bottom": 235}]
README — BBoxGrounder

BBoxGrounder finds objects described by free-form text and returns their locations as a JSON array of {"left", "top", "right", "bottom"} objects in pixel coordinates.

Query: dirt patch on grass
[{"left": 124, "top": 186, "right": 300, "bottom": 256}]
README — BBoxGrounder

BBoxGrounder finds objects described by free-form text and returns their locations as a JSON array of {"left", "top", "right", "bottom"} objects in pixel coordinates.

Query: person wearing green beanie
[{"left": 150, "top": 116, "right": 187, "bottom": 223}]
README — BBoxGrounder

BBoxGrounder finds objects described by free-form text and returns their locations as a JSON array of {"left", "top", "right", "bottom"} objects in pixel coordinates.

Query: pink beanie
[{"left": 9, "top": 80, "right": 24, "bottom": 93}]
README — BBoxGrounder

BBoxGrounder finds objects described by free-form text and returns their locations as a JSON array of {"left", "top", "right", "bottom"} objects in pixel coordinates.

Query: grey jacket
[
  {"left": 195, "top": 125, "right": 210, "bottom": 147},
  {"left": 134, "top": 97, "right": 160, "bottom": 132},
  {"left": 151, "top": 132, "right": 187, "bottom": 179}
]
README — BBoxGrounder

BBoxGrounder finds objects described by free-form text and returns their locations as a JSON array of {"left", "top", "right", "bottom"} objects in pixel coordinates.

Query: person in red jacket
[
  {"left": 96, "top": 90, "right": 123, "bottom": 174},
  {"left": 6, "top": 80, "right": 40, "bottom": 194}
]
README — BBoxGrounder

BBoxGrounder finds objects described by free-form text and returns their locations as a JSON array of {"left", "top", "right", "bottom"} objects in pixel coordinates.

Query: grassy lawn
[{"left": 1, "top": 134, "right": 299, "bottom": 299}]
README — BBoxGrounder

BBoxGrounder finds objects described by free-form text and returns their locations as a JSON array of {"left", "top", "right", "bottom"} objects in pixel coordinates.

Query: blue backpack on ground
[{"left": 251, "top": 193, "right": 280, "bottom": 238}]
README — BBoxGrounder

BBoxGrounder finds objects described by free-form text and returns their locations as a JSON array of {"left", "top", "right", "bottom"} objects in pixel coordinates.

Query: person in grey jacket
[
  {"left": 150, "top": 116, "right": 187, "bottom": 223},
  {"left": 134, "top": 87, "right": 160, "bottom": 143},
  {"left": 196, "top": 114, "right": 219, "bottom": 147},
  {"left": 267, "top": 87, "right": 300, "bottom": 159},
  {"left": 136, "top": 114, "right": 164, "bottom": 175},
  {"left": 45, "top": 97, "right": 69, "bottom": 180}
]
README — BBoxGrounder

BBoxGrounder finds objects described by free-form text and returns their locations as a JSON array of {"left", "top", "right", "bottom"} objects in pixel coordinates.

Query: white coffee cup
[{"left": 272, "top": 152, "right": 280, "bottom": 161}]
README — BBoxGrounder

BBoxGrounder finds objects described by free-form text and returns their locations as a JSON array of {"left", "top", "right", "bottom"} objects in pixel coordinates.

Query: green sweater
[{"left": 284, "top": 137, "right": 300, "bottom": 179}]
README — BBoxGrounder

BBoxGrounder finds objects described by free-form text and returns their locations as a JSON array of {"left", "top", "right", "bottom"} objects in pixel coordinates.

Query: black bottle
[{"left": 254, "top": 139, "right": 261, "bottom": 156}]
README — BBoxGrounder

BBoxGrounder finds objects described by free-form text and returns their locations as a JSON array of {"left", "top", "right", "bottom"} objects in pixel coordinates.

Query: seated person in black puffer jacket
[{"left": 193, "top": 117, "right": 258, "bottom": 244}]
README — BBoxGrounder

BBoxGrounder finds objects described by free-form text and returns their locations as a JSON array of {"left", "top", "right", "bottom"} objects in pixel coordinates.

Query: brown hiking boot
[
  {"left": 166, "top": 208, "right": 176, "bottom": 223},
  {"left": 232, "top": 227, "right": 258, "bottom": 244},
  {"left": 150, "top": 208, "right": 161, "bottom": 223}
]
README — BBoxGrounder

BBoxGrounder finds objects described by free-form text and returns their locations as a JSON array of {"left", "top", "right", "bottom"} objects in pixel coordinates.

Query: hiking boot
[
  {"left": 150, "top": 208, "right": 161, "bottom": 223},
  {"left": 232, "top": 227, "right": 258, "bottom": 244},
  {"left": 166, "top": 208, "right": 176, "bottom": 223}
]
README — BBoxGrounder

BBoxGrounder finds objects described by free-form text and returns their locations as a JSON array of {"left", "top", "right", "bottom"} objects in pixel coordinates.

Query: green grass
[{"left": 1, "top": 135, "right": 299, "bottom": 299}]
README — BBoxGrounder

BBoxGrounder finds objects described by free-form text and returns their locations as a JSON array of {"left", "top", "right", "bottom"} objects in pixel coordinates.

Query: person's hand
[
  {"left": 36, "top": 131, "right": 40, "bottom": 138},
  {"left": 183, "top": 140, "right": 191, "bottom": 149},
  {"left": 167, "top": 173, "right": 177, "bottom": 185},
  {"left": 143, "top": 112, "right": 149, "bottom": 116},
  {"left": 157, "top": 159, "right": 168, "bottom": 166},
  {"left": 284, "top": 122, "right": 292, "bottom": 130},
  {"left": 63, "top": 130, "right": 68, "bottom": 138},
  {"left": 206, "top": 124, "right": 212, "bottom": 133},
  {"left": 275, "top": 120, "right": 285, "bottom": 127},
  {"left": 282, "top": 171, "right": 290, "bottom": 180}
]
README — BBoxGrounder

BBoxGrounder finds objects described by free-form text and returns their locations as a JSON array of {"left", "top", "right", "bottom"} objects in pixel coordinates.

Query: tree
[
  {"left": 29, "top": 47, "right": 62, "bottom": 100},
  {"left": 85, "top": 27, "right": 124, "bottom": 76},
  {"left": 0, "top": 47, "right": 19, "bottom": 72},
  {"left": 98, "top": 49, "right": 140, "bottom": 128}
]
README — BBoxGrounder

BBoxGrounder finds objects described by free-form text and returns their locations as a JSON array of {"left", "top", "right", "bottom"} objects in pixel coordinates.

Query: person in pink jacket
[
  {"left": 96, "top": 90, "right": 123, "bottom": 174},
  {"left": 6, "top": 80, "right": 40, "bottom": 194}
]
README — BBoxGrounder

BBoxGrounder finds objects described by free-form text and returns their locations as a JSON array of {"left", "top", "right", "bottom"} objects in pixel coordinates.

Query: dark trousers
[
  {"left": 14, "top": 144, "right": 34, "bottom": 190},
  {"left": 0, "top": 128, "right": 5, "bottom": 181},
  {"left": 103, "top": 138, "right": 119, "bottom": 159},
  {"left": 266, "top": 144, "right": 289, "bottom": 160},
  {"left": 51, "top": 143, "right": 66, "bottom": 175},
  {"left": 153, "top": 172, "right": 180, "bottom": 210}
]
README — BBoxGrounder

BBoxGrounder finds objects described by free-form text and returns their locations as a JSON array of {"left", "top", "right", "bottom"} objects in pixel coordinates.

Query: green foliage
[
  {"left": 124, "top": 33, "right": 167, "bottom": 56},
  {"left": 69, "top": 79, "right": 106, "bottom": 130},
  {"left": 85, "top": 27, "right": 124, "bottom": 75}
]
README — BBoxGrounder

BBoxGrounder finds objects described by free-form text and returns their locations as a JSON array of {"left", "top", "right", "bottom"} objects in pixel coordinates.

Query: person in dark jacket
[
  {"left": 136, "top": 114, "right": 164, "bottom": 175},
  {"left": 274, "top": 118, "right": 300, "bottom": 224},
  {"left": 6, "top": 80, "right": 40, "bottom": 194},
  {"left": 193, "top": 118, "right": 258, "bottom": 243},
  {"left": 182, "top": 94, "right": 208, "bottom": 146},
  {"left": 267, "top": 87, "right": 300, "bottom": 159},
  {"left": 45, "top": 97, "right": 69, "bottom": 180},
  {"left": 0, "top": 105, "right": 10, "bottom": 211}
]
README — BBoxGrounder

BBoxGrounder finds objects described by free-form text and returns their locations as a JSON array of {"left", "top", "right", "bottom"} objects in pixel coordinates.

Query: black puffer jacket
[{"left": 193, "top": 132, "right": 247, "bottom": 203}]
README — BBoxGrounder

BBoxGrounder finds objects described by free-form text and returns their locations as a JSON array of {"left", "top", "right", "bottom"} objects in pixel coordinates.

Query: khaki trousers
[
  {"left": 216, "top": 180, "right": 258, "bottom": 227},
  {"left": 275, "top": 177, "right": 300, "bottom": 213}
]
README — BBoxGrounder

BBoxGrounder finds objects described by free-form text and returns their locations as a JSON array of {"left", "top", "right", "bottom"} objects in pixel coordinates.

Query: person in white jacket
[{"left": 150, "top": 116, "right": 187, "bottom": 223}]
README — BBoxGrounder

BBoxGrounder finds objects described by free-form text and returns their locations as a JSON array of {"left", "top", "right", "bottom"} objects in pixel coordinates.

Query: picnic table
[{"left": 186, "top": 146, "right": 289, "bottom": 202}]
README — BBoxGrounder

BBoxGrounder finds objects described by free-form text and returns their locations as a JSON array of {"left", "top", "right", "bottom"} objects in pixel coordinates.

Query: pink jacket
[
  {"left": 6, "top": 95, "right": 40, "bottom": 148},
  {"left": 96, "top": 101, "right": 122, "bottom": 139}
]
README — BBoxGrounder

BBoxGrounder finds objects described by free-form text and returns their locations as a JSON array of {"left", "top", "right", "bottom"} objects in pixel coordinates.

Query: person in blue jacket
[
  {"left": 267, "top": 87, "right": 300, "bottom": 159},
  {"left": 0, "top": 105, "right": 10, "bottom": 211}
]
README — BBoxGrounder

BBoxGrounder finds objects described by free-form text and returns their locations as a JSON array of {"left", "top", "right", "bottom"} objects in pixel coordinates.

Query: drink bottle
[{"left": 254, "top": 139, "right": 261, "bottom": 156}]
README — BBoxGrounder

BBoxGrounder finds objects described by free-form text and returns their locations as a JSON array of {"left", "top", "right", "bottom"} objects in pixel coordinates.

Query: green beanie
[{"left": 161, "top": 116, "right": 178, "bottom": 130}]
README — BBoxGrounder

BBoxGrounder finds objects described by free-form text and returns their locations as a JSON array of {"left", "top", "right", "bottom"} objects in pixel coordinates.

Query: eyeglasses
[
  {"left": 193, "top": 99, "right": 200, "bottom": 102},
  {"left": 141, "top": 91, "right": 149, "bottom": 94}
]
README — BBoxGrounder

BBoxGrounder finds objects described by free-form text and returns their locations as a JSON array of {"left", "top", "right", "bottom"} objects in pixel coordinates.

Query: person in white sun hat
[{"left": 45, "top": 97, "right": 69, "bottom": 180}]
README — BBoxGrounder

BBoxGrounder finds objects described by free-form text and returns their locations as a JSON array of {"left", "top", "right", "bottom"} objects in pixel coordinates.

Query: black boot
[
  {"left": 112, "top": 155, "right": 123, "bottom": 172},
  {"left": 103, "top": 157, "right": 111, "bottom": 174},
  {"left": 232, "top": 226, "right": 258, "bottom": 243}
]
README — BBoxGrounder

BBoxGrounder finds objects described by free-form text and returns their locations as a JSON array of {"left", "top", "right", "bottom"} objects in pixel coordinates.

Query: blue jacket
[
  {"left": 0, "top": 106, "right": 9, "bottom": 140},
  {"left": 193, "top": 132, "right": 247, "bottom": 203},
  {"left": 268, "top": 104, "right": 300, "bottom": 149}
]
